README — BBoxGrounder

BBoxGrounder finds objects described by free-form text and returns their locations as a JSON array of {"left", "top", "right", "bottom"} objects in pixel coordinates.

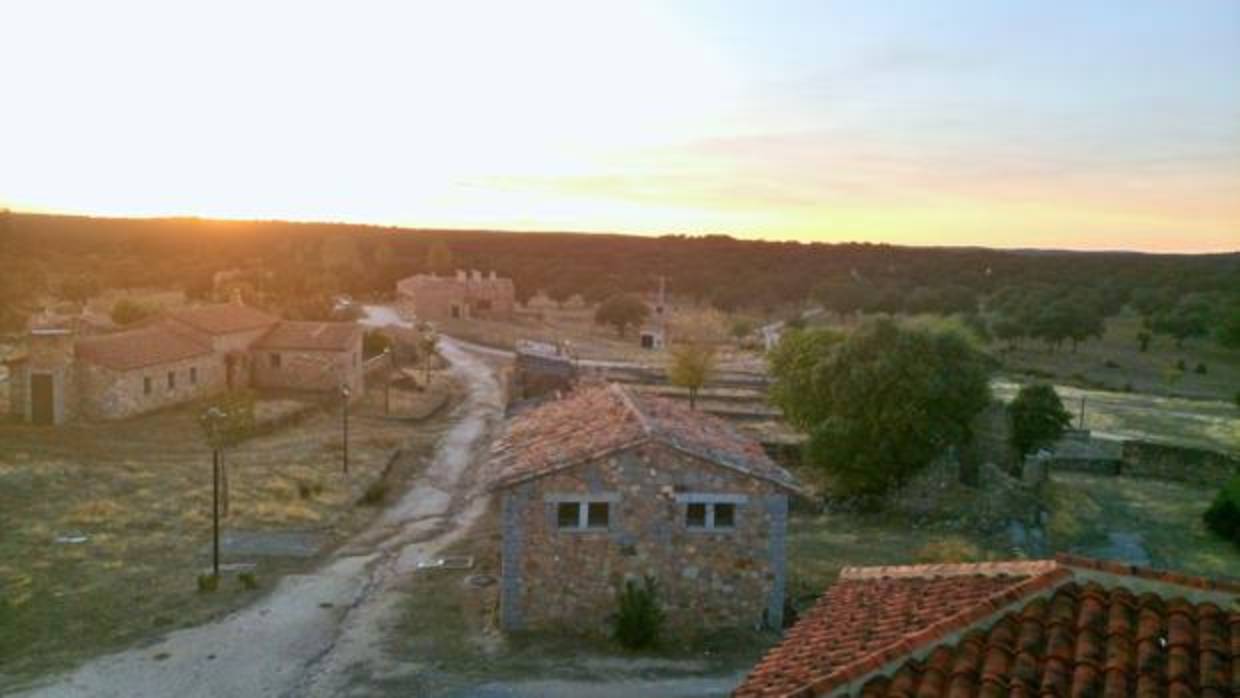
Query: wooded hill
[{"left": 1, "top": 212, "right": 1236, "bottom": 337}]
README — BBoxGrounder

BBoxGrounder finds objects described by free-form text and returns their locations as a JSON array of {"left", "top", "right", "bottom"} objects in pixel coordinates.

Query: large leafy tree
[
  {"left": 769, "top": 318, "right": 992, "bottom": 497},
  {"left": 594, "top": 293, "right": 649, "bottom": 338},
  {"left": 1007, "top": 384, "right": 1073, "bottom": 458}
]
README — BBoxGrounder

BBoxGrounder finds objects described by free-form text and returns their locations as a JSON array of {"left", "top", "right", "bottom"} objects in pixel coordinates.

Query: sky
[{"left": 2, "top": 1, "right": 1238, "bottom": 252}]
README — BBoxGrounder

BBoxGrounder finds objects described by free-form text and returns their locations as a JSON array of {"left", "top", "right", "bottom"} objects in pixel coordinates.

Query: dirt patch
[{"left": 0, "top": 376, "right": 464, "bottom": 688}]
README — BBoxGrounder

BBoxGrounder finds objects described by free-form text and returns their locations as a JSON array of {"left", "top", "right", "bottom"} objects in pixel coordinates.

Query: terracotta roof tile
[
  {"left": 252, "top": 321, "right": 361, "bottom": 351},
  {"left": 166, "top": 303, "right": 279, "bottom": 335},
  {"left": 75, "top": 323, "right": 212, "bottom": 371},
  {"left": 489, "top": 383, "right": 802, "bottom": 492},
  {"left": 734, "top": 557, "right": 1240, "bottom": 698}
]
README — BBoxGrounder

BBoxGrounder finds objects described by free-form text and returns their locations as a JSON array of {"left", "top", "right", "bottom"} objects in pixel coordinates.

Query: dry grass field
[{"left": 0, "top": 375, "right": 459, "bottom": 685}]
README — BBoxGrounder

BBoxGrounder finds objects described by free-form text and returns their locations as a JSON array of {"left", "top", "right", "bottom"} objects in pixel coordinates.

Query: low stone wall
[{"left": 1120, "top": 440, "right": 1239, "bottom": 485}]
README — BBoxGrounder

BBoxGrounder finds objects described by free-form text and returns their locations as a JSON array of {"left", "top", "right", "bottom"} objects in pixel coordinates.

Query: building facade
[
  {"left": 4, "top": 300, "right": 362, "bottom": 425},
  {"left": 490, "top": 384, "right": 803, "bottom": 636},
  {"left": 395, "top": 269, "right": 515, "bottom": 321}
]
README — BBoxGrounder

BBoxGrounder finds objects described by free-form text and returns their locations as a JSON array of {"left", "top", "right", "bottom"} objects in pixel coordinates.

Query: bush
[
  {"left": 1103, "top": 359, "right": 1120, "bottom": 369},
  {"left": 238, "top": 572, "right": 260, "bottom": 590},
  {"left": 1175, "top": 359, "right": 1187, "bottom": 372},
  {"left": 611, "top": 575, "right": 665, "bottom": 650},
  {"left": 111, "top": 298, "right": 155, "bottom": 326},
  {"left": 915, "top": 537, "right": 986, "bottom": 564},
  {"left": 197, "top": 573, "right": 219, "bottom": 593},
  {"left": 1203, "top": 475, "right": 1240, "bottom": 547},
  {"left": 1195, "top": 362, "right": 1207, "bottom": 375},
  {"left": 297, "top": 480, "right": 324, "bottom": 500}
]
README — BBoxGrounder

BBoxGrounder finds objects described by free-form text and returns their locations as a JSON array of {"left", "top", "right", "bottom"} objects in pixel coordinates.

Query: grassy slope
[{"left": 0, "top": 375, "right": 457, "bottom": 686}]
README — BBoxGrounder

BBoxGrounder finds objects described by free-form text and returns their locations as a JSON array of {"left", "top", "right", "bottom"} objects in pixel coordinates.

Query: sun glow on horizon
[{"left": 2, "top": 1, "right": 1237, "bottom": 252}]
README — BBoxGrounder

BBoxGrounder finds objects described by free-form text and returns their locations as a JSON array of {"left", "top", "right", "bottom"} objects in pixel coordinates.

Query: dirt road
[{"left": 14, "top": 339, "right": 505, "bottom": 698}]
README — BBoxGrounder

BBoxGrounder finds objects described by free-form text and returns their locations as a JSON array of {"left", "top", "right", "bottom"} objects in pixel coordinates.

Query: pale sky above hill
[{"left": 2, "top": 1, "right": 1237, "bottom": 251}]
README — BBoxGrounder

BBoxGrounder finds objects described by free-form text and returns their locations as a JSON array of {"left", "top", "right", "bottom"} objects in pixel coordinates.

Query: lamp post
[
  {"left": 203, "top": 406, "right": 224, "bottom": 578},
  {"left": 340, "top": 384, "right": 351, "bottom": 474}
]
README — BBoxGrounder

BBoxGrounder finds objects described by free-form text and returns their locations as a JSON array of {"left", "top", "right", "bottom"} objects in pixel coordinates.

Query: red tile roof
[
  {"left": 735, "top": 556, "right": 1240, "bottom": 698},
  {"left": 489, "top": 383, "right": 802, "bottom": 492},
  {"left": 251, "top": 321, "right": 362, "bottom": 351},
  {"left": 75, "top": 323, "right": 213, "bottom": 371},
  {"left": 166, "top": 303, "right": 279, "bottom": 335}
]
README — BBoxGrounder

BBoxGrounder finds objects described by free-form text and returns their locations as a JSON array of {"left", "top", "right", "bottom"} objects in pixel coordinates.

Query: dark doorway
[
  {"left": 640, "top": 334, "right": 654, "bottom": 349},
  {"left": 30, "top": 373, "right": 54, "bottom": 425},
  {"left": 451, "top": 305, "right": 461, "bottom": 319}
]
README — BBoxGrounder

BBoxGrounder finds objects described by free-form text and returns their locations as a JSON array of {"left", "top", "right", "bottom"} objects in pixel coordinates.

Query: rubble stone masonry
[{"left": 500, "top": 441, "right": 788, "bottom": 637}]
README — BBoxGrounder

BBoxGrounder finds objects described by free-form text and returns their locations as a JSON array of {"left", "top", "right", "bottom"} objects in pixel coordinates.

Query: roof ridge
[
  {"left": 838, "top": 560, "right": 1061, "bottom": 581},
  {"left": 1055, "top": 552, "right": 1240, "bottom": 594},
  {"left": 610, "top": 383, "right": 653, "bottom": 436},
  {"left": 805, "top": 565, "right": 1072, "bottom": 696}
]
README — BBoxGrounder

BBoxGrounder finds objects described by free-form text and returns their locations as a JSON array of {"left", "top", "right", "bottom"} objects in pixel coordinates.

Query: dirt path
[{"left": 13, "top": 339, "right": 505, "bottom": 698}]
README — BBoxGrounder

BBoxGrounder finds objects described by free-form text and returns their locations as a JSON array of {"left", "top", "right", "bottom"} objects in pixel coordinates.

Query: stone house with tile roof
[
  {"left": 395, "top": 269, "right": 515, "bottom": 321},
  {"left": 489, "top": 383, "right": 805, "bottom": 636},
  {"left": 4, "top": 299, "right": 361, "bottom": 424},
  {"left": 734, "top": 554, "right": 1240, "bottom": 698}
]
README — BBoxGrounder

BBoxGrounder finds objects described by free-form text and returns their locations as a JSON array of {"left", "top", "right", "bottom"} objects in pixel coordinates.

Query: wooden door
[{"left": 30, "top": 373, "right": 54, "bottom": 425}]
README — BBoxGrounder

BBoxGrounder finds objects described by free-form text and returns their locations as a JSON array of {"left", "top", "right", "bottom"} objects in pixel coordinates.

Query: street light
[
  {"left": 340, "top": 384, "right": 351, "bottom": 474},
  {"left": 203, "top": 406, "right": 225, "bottom": 578}
]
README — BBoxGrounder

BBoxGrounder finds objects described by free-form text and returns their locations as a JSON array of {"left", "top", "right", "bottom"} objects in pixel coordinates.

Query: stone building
[
  {"left": 489, "top": 383, "right": 804, "bottom": 636},
  {"left": 395, "top": 269, "right": 515, "bottom": 321},
  {"left": 250, "top": 321, "right": 363, "bottom": 396},
  {"left": 511, "top": 339, "right": 576, "bottom": 402},
  {"left": 4, "top": 299, "right": 362, "bottom": 425}
]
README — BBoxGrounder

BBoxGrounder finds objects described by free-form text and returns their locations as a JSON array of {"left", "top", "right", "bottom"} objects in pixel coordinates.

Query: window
[
  {"left": 190, "top": 366, "right": 197, "bottom": 385},
  {"left": 270, "top": 353, "right": 282, "bottom": 369},
  {"left": 167, "top": 371, "right": 176, "bottom": 390},
  {"left": 679, "top": 494, "right": 744, "bottom": 531},
  {"left": 553, "top": 498, "right": 613, "bottom": 531},
  {"left": 143, "top": 376, "right": 152, "bottom": 395}
]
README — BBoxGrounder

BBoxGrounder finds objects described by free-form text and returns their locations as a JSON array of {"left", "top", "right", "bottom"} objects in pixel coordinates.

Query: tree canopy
[
  {"left": 667, "top": 342, "right": 717, "bottom": 409},
  {"left": 1007, "top": 384, "right": 1073, "bottom": 458},
  {"left": 768, "top": 318, "right": 992, "bottom": 497},
  {"left": 594, "top": 294, "right": 649, "bottom": 338}
]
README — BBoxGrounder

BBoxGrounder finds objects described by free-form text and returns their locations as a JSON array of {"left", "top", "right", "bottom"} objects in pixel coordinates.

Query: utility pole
[
  {"left": 212, "top": 447, "right": 220, "bottom": 577},
  {"left": 341, "top": 385, "right": 351, "bottom": 473}
]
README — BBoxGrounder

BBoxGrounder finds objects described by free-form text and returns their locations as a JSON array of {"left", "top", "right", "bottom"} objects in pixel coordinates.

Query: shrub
[
  {"left": 197, "top": 573, "right": 219, "bottom": 593},
  {"left": 1103, "top": 359, "right": 1120, "bottom": 369},
  {"left": 1195, "top": 362, "right": 1207, "bottom": 375},
  {"left": 111, "top": 298, "right": 155, "bottom": 326},
  {"left": 1175, "top": 359, "right": 1187, "bottom": 372},
  {"left": 363, "top": 330, "right": 392, "bottom": 359},
  {"left": 1235, "top": 390, "right": 1240, "bottom": 410},
  {"left": 1203, "top": 475, "right": 1240, "bottom": 547},
  {"left": 296, "top": 480, "right": 324, "bottom": 500},
  {"left": 611, "top": 575, "right": 665, "bottom": 650},
  {"left": 360, "top": 481, "right": 388, "bottom": 506},
  {"left": 238, "top": 572, "right": 260, "bottom": 590}
]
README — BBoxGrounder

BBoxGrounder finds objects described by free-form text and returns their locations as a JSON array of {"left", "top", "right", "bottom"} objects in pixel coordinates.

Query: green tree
[
  {"left": 363, "top": 329, "right": 392, "bottom": 358},
  {"left": 1007, "top": 384, "right": 1073, "bottom": 459},
  {"left": 766, "top": 327, "right": 844, "bottom": 428},
  {"left": 668, "top": 342, "right": 717, "bottom": 409},
  {"left": 110, "top": 299, "right": 154, "bottom": 326},
  {"left": 770, "top": 318, "right": 991, "bottom": 497},
  {"left": 730, "top": 317, "right": 756, "bottom": 341},
  {"left": 1152, "top": 295, "right": 1211, "bottom": 348},
  {"left": 1215, "top": 298, "right": 1240, "bottom": 350},
  {"left": 594, "top": 294, "right": 649, "bottom": 338}
]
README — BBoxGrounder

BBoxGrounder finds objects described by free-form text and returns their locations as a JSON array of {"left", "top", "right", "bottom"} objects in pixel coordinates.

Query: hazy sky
[{"left": 3, "top": 1, "right": 1238, "bottom": 251}]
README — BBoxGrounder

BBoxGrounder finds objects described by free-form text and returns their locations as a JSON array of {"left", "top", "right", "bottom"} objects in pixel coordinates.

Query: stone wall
[
  {"left": 1119, "top": 440, "right": 1239, "bottom": 485},
  {"left": 251, "top": 345, "right": 363, "bottom": 396},
  {"left": 78, "top": 354, "right": 227, "bottom": 420},
  {"left": 500, "top": 441, "right": 788, "bottom": 637}
]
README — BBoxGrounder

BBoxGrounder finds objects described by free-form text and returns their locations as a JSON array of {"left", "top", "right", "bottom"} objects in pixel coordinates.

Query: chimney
[
  {"left": 489, "top": 270, "right": 497, "bottom": 281},
  {"left": 231, "top": 287, "right": 244, "bottom": 306},
  {"left": 471, "top": 269, "right": 482, "bottom": 281},
  {"left": 456, "top": 270, "right": 467, "bottom": 282}
]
